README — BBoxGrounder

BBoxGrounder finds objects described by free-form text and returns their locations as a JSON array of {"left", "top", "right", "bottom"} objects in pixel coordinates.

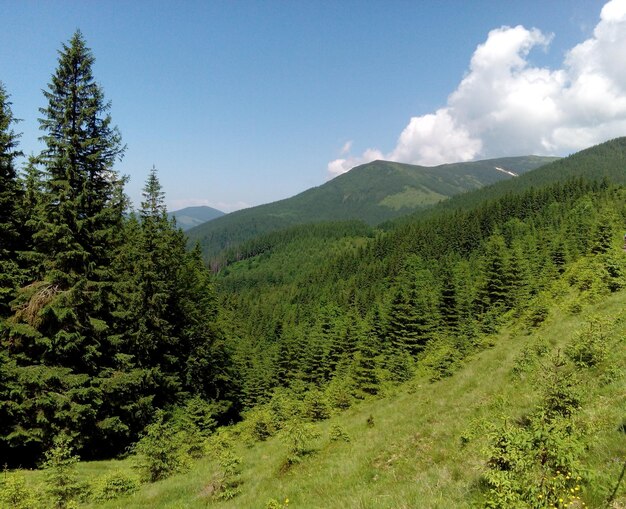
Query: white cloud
[
  {"left": 328, "top": 0, "right": 626, "bottom": 177},
  {"left": 340, "top": 140, "right": 353, "bottom": 155},
  {"left": 327, "top": 148, "right": 384, "bottom": 178}
]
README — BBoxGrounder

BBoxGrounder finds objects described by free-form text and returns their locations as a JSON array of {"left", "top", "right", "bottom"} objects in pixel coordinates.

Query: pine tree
[
  {"left": 352, "top": 329, "right": 380, "bottom": 397},
  {"left": 1, "top": 31, "right": 126, "bottom": 463},
  {"left": 387, "top": 256, "right": 440, "bottom": 357},
  {"left": 0, "top": 82, "right": 23, "bottom": 314},
  {"left": 476, "top": 232, "right": 510, "bottom": 314}
]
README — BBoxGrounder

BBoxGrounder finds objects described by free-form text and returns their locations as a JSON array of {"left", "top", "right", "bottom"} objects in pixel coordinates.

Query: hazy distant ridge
[{"left": 168, "top": 205, "right": 225, "bottom": 231}]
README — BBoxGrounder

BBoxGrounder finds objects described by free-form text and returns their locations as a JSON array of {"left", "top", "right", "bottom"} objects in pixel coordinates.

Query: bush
[
  {"left": 483, "top": 352, "right": 586, "bottom": 508},
  {"left": 0, "top": 471, "right": 41, "bottom": 509},
  {"left": 325, "top": 378, "right": 353, "bottom": 411},
  {"left": 43, "top": 434, "right": 85, "bottom": 509},
  {"left": 215, "top": 450, "right": 243, "bottom": 500},
  {"left": 281, "top": 420, "right": 320, "bottom": 469},
  {"left": 524, "top": 296, "right": 550, "bottom": 328},
  {"left": 566, "top": 316, "right": 609, "bottom": 368},
  {"left": 302, "top": 389, "right": 331, "bottom": 421},
  {"left": 90, "top": 471, "right": 139, "bottom": 502},
  {"left": 244, "top": 407, "right": 278, "bottom": 442},
  {"left": 329, "top": 424, "right": 351, "bottom": 443},
  {"left": 133, "top": 411, "right": 191, "bottom": 482}
]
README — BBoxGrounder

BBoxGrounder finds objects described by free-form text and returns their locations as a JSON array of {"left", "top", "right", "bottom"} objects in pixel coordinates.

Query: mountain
[
  {"left": 168, "top": 205, "right": 224, "bottom": 230},
  {"left": 186, "top": 155, "right": 557, "bottom": 259}
]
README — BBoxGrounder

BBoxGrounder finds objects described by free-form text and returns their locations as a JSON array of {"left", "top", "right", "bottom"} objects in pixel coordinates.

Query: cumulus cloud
[{"left": 328, "top": 0, "right": 626, "bottom": 177}]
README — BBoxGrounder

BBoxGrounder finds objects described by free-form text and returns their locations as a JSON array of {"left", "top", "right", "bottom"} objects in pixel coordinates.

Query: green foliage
[
  {"left": 419, "top": 336, "right": 465, "bottom": 382},
  {"left": 90, "top": 470, "right": 139, "bottom": 502},
  {"left": 280, "top": 419, "right": 321, "bottom": 468},
  {"left": 483, "top": 353, "right": 587, "bottom": 508},
  {"left": 511, "top": 336, "right": 549, "bottom": 379},
  {"left": 0, "top": 81, "right": 24, "bottom": 316},
  {"left": 243, "top": 407, "right": 279, "bottom": 442},
  {"left": 42, "top": 434, "right": 84, "bottom": 509},
  {"left": 566, "top": 316, "right": 610, "bottom": 368},
  {"left": 329, "top": 424, "right": 351, "bottom": 443},
  {"left": 483, "top": 418, "right": 586, "bottom": 508},
  {"left": 0, "top": 470, "right": 41, "bottom": 509},
  {"left": 302, "top": 389, "right": 331, "bottom": 421},
  {"left": 215, "top": 450, "right": 243, "bottom": 500},
  {"left": 133, "top": 412, "right": 191, "bottom": 482}
]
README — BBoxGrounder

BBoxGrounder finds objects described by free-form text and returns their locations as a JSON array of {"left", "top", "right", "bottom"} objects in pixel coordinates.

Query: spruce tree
[
  {"left": 387, "top": 256, "right": 440, "bottom": 357},
  {"left": 2, "top": 31, "right": 126, "bottom": 463},
  {"left": 0, "top": 82, "right": 23, "bottom": 314},
  {"left": 352, "top": 329, "right": 380, "bottom": 397}
]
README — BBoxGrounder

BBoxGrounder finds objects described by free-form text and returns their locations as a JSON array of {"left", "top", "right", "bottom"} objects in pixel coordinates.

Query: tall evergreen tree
[
  {"left": 1, "top": 31, "right": 126, "bottom": 463},
  {"left": 0, "top": 82, "right": 23, "bottom": 314},
  {"left": 387, "top": 256, "right": 440, "bottom": 357}
]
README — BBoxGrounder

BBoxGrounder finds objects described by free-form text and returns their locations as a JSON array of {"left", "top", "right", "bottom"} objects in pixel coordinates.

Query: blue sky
[{"left": 0, "top": 0, "right": 619, "bottom": 212}]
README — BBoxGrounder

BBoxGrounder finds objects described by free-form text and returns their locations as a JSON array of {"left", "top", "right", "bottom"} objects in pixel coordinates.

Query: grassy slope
[{"left": 27, "top": 282, "right": 623, "bottom": 509}]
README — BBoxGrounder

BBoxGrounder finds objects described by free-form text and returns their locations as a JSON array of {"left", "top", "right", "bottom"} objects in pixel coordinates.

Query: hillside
[
  {"left": 14, "top": 268, "right": 626, "bottom": 508},
  {"left": 168, "top": 205, "right": 224, "bottom": 230},
  {"left": 5, "top": 138, "right": 626, "bottom": 508},
  {"left": 393, "top": 136, "right": 626, "bottom": 226},
  {"left": 186, "top": 156, "right": 556, "bottom": 260}
]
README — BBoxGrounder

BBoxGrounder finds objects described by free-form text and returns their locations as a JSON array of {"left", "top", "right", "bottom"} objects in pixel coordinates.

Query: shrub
[
  {"left": 302, "top": 389, "right": 331, "bottom": 421},
  {"left": 511, "top": 336, "right": 549, "bottom": 379},
  {"left": 281, "top": 420, "right": 320, "bottom": 469},
  {"left": 133, "top": 411, "right": 191, "bottom": 482},
  {"left": 524, "top": 296, "right": 550, "bottom": 328},
  {"left": 215, "top": 450, "right": 242, "bottom": 500},
  {"left": 325, "top": 378, "right": 353, "bottom": 411},
  {"left": 566, "top": 316, "right": 609, "bottom": 368},
  {"left": 0, "top": 471, "right": 40, "bottom": 509},
  {"left": 483, "top": 352, "right": 586, "bottom": 508},
  {"left": 90, "top": 471, "right": 139, "bottom": 502},
  {"left": 329, "top": 424, "right": 351, "bottom": 443},
  {"left": 43, "top": 434, "right": 85, "bottom": 509},
  {"left": 244, "top": 407, "right": 278, "bottom": 442}
]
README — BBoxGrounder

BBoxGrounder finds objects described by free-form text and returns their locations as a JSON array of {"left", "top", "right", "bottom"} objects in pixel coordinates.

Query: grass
[{"left": 12, "top": 286, "right": 626, "bottom": 508}]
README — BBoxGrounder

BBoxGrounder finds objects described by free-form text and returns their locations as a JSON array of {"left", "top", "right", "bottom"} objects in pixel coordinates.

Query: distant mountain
[
  {"left": 412, "top": 136, "right": 626, "bottom": 220},
  {"left": 168, "top": 206, "right": 224, "bottom": 231},
  {"left": 186, "top": 156, "right": 557, "bottom": 259}
]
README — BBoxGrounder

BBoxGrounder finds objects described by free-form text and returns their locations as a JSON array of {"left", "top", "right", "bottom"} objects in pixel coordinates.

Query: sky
[{"left": 0, "top": 0, "right": 623, "bottom": 212}]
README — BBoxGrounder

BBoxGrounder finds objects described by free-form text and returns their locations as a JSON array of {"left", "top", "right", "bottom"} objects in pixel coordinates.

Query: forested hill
[
  {"left": 186, "top": 155, "right": 556, "bottom": 261},
  {"left": 397, "top": 136, "right": 626, "bottom": 224},
  {"left": 214, "top": 137, "right": 626, "bottom": 408},
  {"left": 168, "top": 205, "right": 224, "bottom": 231}
]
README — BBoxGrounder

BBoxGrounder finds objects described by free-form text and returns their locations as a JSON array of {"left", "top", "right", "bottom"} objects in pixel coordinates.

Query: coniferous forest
[
  {"left": 1, "top": 32, "right": 625, "bottom": 508},
  {"left": 0, "top": 32, "right": 235, "bottom": 467}
]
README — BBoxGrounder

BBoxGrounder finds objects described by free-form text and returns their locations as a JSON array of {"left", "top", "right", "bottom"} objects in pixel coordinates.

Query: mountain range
[{"left": 186, "top": 155, "right": 558, "bottom": 260}]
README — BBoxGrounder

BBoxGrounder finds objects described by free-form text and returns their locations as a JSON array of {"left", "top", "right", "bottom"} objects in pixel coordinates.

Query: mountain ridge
[
  {"left": 168, "top": 205, "right": 224, "bottom": 230},
  {"left": 187, "top": 155, "right": 557, "bottom": 259}
]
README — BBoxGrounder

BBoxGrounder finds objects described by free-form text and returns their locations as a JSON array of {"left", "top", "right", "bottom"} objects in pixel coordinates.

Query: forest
[{"left": 1, "top": 32, "right": 625, "bottom": 508}]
